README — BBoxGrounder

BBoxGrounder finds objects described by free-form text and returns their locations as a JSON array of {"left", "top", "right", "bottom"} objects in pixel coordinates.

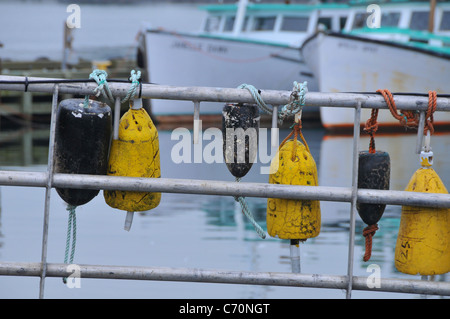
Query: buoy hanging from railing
[
  {"left": 358, "top": 108, "right": 391, "bottom": 262},
  {"left": 103, "top": 98, "right": 161, "bottom": 231},
  {"left": 54, "top": 98, "right": 112, "bottom": 206},
  {"left": 222, "top": 102, "right": 266, "bottom": 238},
  {"left": 266, "top": 122, "right": 321, "bottom": 241},
  {"left": 222, "top": 103, "right": 259, "bottom": 177},
  {"left": 395, "top": 133, "right": 450, "bottom": 276}
]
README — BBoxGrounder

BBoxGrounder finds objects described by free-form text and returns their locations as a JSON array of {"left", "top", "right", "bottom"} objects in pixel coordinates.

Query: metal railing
[{"left": 0, "top": 74, "right": 449, "bottom": 299}]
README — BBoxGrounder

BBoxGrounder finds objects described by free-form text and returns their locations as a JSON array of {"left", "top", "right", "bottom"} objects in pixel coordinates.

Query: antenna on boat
[{"left": 428, "top": 0, "right": 437, "bottom": 33}]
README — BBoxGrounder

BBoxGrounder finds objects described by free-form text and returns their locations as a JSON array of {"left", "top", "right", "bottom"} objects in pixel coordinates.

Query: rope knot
[{"left": 362, "top": 224, "right": 379, "bottom": 262}]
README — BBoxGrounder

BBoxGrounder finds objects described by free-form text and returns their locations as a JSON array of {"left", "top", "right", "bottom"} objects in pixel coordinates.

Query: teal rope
[
  {"left": 63, "top": 205, "right": 77, "bottom": 284},
  {"left": 237, "top": 83, "right": 273, "bottom": 114},
  {"left": 89, "top": 69, "right": 114, "bottom": 105},
  {"left": 237, "top": 81, "right": 308, "bottom": 125},
  {"left": 83, "top": 95, "right": 90, "bottom": 109},
  {"left": 121, "top": 70, "right": 141, "bottom": 104},
  {"left": 278, "top": 81, "right": 308, "bottom": 123},
  {"left": 278, "top": 81, "right": 308, "bottom": 124},
  {"left": 234, "top": 177, "right": 266, "bottom": 239}
]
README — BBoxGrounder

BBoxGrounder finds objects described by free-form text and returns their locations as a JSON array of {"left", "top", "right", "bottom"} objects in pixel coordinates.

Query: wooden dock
[{"left": 0, "top": 58, "right": 140, "bottom": 127}]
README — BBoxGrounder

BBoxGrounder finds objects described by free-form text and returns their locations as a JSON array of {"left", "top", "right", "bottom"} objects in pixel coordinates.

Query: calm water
[
  {"left": 0, "top": 125, "right": 449, "bottom": 299},
  {"left": 0, "top": 0, "right": 449, "bottom": 300}
]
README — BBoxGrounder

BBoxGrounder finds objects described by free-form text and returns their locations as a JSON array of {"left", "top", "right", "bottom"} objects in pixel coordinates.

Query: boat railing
[{"left": 0, "top": 74, "right": 449, "bottom": 299}]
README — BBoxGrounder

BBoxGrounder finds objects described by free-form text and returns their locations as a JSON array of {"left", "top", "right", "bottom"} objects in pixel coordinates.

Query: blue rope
[
  {"left": 234, "top": 177, "right": 266, "bottom": 239},
  {"left": 63, "top": 205, "right": 77, "bottom": 284}
]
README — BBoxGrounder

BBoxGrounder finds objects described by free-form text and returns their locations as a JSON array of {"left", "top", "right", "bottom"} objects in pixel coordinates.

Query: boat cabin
[{"left": 199, "top": 1, "right": 450, "bottom": 47}]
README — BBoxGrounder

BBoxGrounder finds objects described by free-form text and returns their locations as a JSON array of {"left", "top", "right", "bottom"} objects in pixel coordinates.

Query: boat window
[
  {"left": 352, "top": 12, "right": 368, "bottom": 29},
  {"left": 281, "top": 16, "right": 309, "bottom": 32},
  {"left": 381, "top": 12, "right": 400, "bottom": 27},
  {"left": 253, "top": 16, "right": 276, "bottom": 31},
  {"left": 410, "top": 11, "right": 429, "bottom": 30},
  {"left": 340, "top": 17, "right": 347, "bottom": 30},
  {"left": 440, "top": 11, "right": 450, "bottom": 30},
  {"left": 223, "top": 16, "right": 235, "bottom": 32},
  {"left": 353, "top": 11, "right": 401, "bottom": 29},
  {"left": 318, "top": 17, "right": 332, "bottom": 30},
  {"left": 204, "top": 16, "right": 221, "bottom": 32}
]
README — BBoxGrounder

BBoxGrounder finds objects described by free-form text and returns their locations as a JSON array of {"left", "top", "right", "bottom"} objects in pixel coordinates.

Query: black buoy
[
  {"left": 357, "top": 150, "right": 390, "bottom": 262},
  {"left": 222, "top": 103, "right": 259, "bottom": 178},
  {"left": 54, "top": 98, "right": 112, "bottom": 206},
  {"left": 357, "top": 150, "right": 390, "bottom": 225}
]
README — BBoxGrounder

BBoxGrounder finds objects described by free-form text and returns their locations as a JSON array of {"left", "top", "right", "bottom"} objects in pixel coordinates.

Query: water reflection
[{"left": 0, "top": 126, "right": 448, "bottom": 298}]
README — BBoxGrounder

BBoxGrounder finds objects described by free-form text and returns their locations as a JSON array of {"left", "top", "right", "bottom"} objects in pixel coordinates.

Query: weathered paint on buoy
[
  {"left": 357, "top": 151, "right": 390, "bottom": 225},
  {"left": 54, "top": 98, "right": 112, "bottom": 206},
  {"left": 395, "top": 150, "right": 450, "bottom": 275},
  {"left": 103, "top": 107, "right": 161, "bottom": 212},
  {"left": 266, "top": 139, "right": 321, "bottom": 240},
  {"left": 222, "top": 103, "right": 259, "bottom": 178}
]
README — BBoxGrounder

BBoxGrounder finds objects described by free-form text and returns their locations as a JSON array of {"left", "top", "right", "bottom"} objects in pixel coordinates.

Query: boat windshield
[
  {"left": 352, "top": 10, "right": 401, "bottom": 29},
  {"left": 440, "top": 11, "right": 450, "bottom": 31},
  {"left": 410, "top": 11, "right": 429, "bottom": 30},
  {"left": 281, "top": 16, "right": 309, "bottom": 32}
]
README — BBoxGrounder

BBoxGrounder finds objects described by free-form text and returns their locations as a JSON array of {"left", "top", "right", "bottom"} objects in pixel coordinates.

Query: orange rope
[
  {"left": 363, "top": 224, "right": 379, "bottom": 262},
  {"left": 376, "top": 89, "right": 437, "bottom": 135},
  {"left": 279, "top": 121, "right": 310, "bottom": 161},
  {"left": 363, "top": 108, "right": 379, "bottom": 154},
  {"left": 425, "top": 90, "right": 437, "bottom": 135}
]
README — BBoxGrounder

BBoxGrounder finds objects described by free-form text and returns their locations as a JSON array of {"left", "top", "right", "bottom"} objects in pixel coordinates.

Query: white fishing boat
[
  {"left": 137, "top": 0, "right": 351, "bottom": 124},
  {"left": 301, "top": 0, "right": 450, "bottom": 130}
]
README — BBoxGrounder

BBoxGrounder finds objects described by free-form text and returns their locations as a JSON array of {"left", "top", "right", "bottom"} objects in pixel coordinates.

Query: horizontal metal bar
[
  {"left": 0, "top": 262, "right": 448, "bottom": 296},
  {"left": 1, "top": 75, "right": 450, "bottom": 111},
  {"left": 0, "top": 170, "right": 449, "bottom": 208}
]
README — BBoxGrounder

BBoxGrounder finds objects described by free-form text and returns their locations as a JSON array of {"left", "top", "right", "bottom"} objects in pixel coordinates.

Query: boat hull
[
  {"left": 144, "top": 30, "right": 318, "bottom": 121},
  {"left": 301, "top": 32, "right": 450, "bottom": 130}
]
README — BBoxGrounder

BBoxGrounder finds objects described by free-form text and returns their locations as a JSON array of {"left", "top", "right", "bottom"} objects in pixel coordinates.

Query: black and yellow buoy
[
  {"left": 103, "top": 98, "right": 161, "bottom": 231},
  {"left": 54, "top": 98, "right": 112, "bottom": 206},
  {"left": 395, "top": 134, "right": 450, "bottom": 276}
]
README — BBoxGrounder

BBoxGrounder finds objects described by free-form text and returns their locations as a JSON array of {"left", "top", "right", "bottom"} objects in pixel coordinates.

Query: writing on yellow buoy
[
  {"left": 266, "top": 139, "right": 321, "bottom": 240},
  {"left": 104, "top": 99, "right": 161, "bottom": 231},
  {"left": 395, "top": 149, "right": 450, "bottom": 275}
]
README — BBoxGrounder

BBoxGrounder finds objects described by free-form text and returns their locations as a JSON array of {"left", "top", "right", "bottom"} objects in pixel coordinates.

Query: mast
[{"left": 428, "top": 0, "right": 436, "bottom": 33}]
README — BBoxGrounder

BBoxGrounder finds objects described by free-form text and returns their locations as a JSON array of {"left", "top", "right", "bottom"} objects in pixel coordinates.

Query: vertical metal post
[
  {"left": 346, "top": 101, "right": 361, "bottom": 299},
  {"left": 114, "top": 97, "right": 121, "bottom": 140},
  {"left": 416, "top": 111, "right": 426, "bottom": 154},
  {"left": 290, "top": 239, "right": 301, "bottom": 273},
  {"left": 39, "top": 85, "right": 59, "bottom": 299},
  {"left": 271, "top": 105, "right": 278, "bottom": 148},
  {"left": 193, "top": 101, "right": 200, "bottom": 144}
]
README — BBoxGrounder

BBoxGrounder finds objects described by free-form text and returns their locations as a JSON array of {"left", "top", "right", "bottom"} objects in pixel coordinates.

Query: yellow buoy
[
  {"left": 266, "top": 132, "right": 321, "bottom": 240},
  {"left": 104, "top": 99, "right": 161, "bottom": 230},
  {"left": 395, "top": 149, "right": 450, "bottom": 275}
]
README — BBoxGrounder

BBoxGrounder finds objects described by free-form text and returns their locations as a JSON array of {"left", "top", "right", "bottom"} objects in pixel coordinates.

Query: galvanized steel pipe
[
  {"left": 0, "top": 262, "right": 448, "bottom": 296},
  {"left": 0, "top": 170, "right": 448, "bottom": 208},
  {"left": 1, "top": 75, "right": 450, "bottom": 111}
]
